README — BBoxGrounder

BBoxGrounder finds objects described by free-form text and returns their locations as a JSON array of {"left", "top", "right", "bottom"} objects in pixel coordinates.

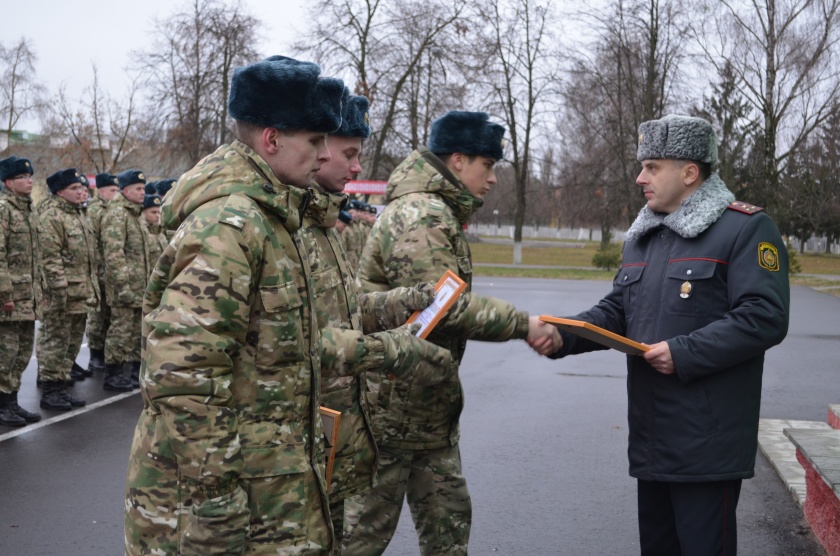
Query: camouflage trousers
[
  {"left": 341, "top": 444, "right": 471, "bottom": 556},
  {"left": 37, "top": 311, "right": 86, "bottom": 383},
  {"left": 105, "top": 306, "right": 141, "bottom": 365},
  {"left": 0, "top": 320, "right": 35, "bottom": 394},
  {"left": 86, "top": 281, "right": 110, "bottom": 351}
]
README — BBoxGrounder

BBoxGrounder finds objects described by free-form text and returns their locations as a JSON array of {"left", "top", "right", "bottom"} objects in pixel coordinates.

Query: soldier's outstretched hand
[
  {"left": 364, "top": 283, "right": 436, "bottom": 330},
  {"left": 526, "top": 316, "right": 563, "bottom": 356},
  {"left": 371, "top": 323, "right": 453, "bottom": 384}
]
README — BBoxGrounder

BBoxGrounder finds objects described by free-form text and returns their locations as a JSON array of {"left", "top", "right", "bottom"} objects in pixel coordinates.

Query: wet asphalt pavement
[{"left": 0, "top": 277, "right": 835, "bottom": 555}]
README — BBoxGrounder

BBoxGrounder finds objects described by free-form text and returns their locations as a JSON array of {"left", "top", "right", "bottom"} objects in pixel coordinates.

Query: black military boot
[
  {"left": 88, "top": 349, "right": 106, "bottom": 373},
  {"left": 103, "top": 363, "right": 132, "bottom": 392},
  {"left": 129, "top": 361, "right": 141, "bottom": 389},
  {"left": 0, "top": 392, "right": 27, "bottom": 427},
  {"left": 70, "top": 362, "right": 87, "bottom": 382},
  {"left": 9, "top": 391, "right": 41, "bottom": 423},
  {"left": 40, "top": 382, "right": 72, "bottom": 411},
  {"left": 58, "top": 387, "right": 86, "bottom": 408}
]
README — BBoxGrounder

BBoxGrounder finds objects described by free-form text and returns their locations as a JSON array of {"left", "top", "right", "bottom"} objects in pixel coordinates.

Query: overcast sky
[{"left": 7, "top": 0, "right": 311, "bottom": 132}]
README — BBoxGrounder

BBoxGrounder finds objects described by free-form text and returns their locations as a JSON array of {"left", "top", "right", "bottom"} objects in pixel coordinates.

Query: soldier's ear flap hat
[
  {"left": 156, "top": 179, "right": 176, "bottom": 197},
  {"left": 334, "top": 87, "right": 372, "bottom": 138},
  {"left": 145, "top": 182, "right": 159, "bottom": 195},
  {"left": 94, "top": 173, "right": 119, "bottom": 188},
  {"left": 228, "top": 55, "right": 345, "bottom": 133},
  {"left": 0, "top": 156, "right": 35, "bottom": 181},
  {"left": 637, "top": 114, "right": 718, "bottom": 166},
  {"left": 116, "top": 169, "right": 146, "bottom": 189},
  {"left": 46, "top": 168, "right": 82, "bottom": 194},
  {"left": 428, "top": 111, "right": 506, "bottom": 161},
  {"left": 142, "top": 194, "right": 162, "bottom": 210},
  {"left": 78, "top": 174, "right": 90, "bottom": 188},
  {"left": 338, "top": 210, "right": 352, "bottom": 224}
]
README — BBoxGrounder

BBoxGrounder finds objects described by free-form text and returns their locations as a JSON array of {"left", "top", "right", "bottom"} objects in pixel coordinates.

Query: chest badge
[{"left": 680, "top": 281, "right": 692, "bottom": 299}]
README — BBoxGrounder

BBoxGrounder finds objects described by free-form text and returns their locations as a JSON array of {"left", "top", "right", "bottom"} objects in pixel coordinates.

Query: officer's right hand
[
  {"left": 118, "top": 288, "right": 137, "bottom": 306},
  {"left": 372, "top": 323, "right": 453, "bottom": 385}
]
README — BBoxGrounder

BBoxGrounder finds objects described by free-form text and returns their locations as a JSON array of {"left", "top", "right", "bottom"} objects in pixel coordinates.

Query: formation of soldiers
[{"left": 0, "top": 158, "right": 173, "bottom": 423}]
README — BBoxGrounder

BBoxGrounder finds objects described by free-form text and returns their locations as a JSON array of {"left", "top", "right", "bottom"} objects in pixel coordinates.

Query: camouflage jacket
[
  {"left": 339, "top": 219, "right": 365, "bottom": 272},
  {"left": 37, "top": 195, "right": 100, "bottom": 315},
  {"left": 358, "top": 147, "right": 530, "bottom": 450},
  {"left": 0, "top": 189, "right": 38, "bottom": 320},
  {"left": 86, "top": 195, "right": 109, "bottom": 281},
  {"left": 125, "top": 141, "right": 335, "bottom": 555},
  {"left": 101, "top": 193, "right": 147, "bottom": 308},
  {"left": 139, "top": 218, "right": 167, "bottom": 285}
]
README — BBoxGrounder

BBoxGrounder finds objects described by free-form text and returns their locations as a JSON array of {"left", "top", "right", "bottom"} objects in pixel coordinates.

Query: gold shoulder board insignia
[
  {"left": 758, "top": 242, "right": 780, "bottom": 272},
  {"left": 728, "top": 200, "right": 764, "bottom": 215}
]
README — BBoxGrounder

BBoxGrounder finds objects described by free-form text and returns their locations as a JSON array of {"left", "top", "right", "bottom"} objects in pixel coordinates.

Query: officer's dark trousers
[{"left": 637, "top": 478, "right": 742, "bottom": 556}]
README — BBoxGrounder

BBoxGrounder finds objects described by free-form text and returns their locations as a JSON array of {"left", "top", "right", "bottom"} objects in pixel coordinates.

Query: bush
[
  {"left": 592, "top": 241, "right": 621, "bottom": 271},
  {"left": 786, "top": 241, "right": 803, "bottom": 275}
]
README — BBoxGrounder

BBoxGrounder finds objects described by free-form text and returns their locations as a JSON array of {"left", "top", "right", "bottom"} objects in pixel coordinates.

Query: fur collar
[{"left": 624, "top": 173, "right": 735, "bottom": 241}]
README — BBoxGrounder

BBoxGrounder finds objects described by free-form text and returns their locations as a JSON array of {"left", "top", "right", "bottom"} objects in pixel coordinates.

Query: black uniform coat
[{"left": 553, "top": 179, "right": 790, "bottom": 483}]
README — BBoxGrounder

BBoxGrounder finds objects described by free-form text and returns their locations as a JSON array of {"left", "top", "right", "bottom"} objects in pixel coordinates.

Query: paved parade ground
[{"left": 0, "top": 277, "right": 835, "bottom": 555}]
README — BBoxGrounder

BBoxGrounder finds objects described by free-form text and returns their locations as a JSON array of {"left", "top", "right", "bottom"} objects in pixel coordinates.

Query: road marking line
[{"left": 0, "top": 390, "right": 139, "bottom": 443}]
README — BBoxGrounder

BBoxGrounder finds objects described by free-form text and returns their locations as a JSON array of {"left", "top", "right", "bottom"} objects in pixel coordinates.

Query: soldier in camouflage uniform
[
  {"left": 139, "top": 194, "right": 167, "bottom": 276},
  {"left": 0, "top": 156, "right": 42, "bottom": 426},
  {"left": 101, "top": 169, "right": 148, "bottom": 391},
  {"left": 85, "top": 172, "right": 121, "bottom": 374},
  {"left": 339, "top": 201, "right": 364, "bottom": 272},
  {"left": 36, "top": 169, "right": 100, "bottom": 411},
  {"left": 344, "top": 111, "right": 562, "bottom": 555},
  {"left": 123, "top": 56, "right": 453, "bottom": 555}
]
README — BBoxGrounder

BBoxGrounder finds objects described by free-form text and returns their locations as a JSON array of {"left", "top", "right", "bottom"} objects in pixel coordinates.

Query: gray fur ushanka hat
[
  {"left": 228, "top": 55, "right": 345, "bottom": 133},
  {"left": 637, "top": 114, "right": 718, "bottom": 166},
  {"left": 334, "top": 87, "right": 371, "bottom": 138},
  {"left": 428, "top": 111, "right": 506, "bottom": 161}
]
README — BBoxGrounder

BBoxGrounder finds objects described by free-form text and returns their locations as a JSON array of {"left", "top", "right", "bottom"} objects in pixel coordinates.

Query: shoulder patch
[
  {"left": 728, "top": 200, "right": 763, "bottom": 215},
  {"left": 758, "top": 242, "right": 780, "bottom": 272},
  {"left": 219, "top": 195, "right": 254, "bottom": 230}
]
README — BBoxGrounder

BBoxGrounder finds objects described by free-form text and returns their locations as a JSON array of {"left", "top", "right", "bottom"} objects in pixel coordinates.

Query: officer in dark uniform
[{"left": 547, "top": 114, "right": 790, "bottom": 556}]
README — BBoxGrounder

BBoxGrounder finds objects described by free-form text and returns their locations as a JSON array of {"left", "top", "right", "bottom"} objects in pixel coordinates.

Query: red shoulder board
[{"left": 728, "top": 200, "right": 763, "bottom": 215}]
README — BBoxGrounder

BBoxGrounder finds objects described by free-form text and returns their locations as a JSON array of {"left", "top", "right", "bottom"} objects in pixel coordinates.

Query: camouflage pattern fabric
[
  {"left": 36, "top": 312, "right": 86, "bottom": 383},
  {"left": 0, "top": 321, "right": 35, "bottom": 393},
  {"left": 357, "top": 147, "right": 529, "bottom": 450},
  {"left": 85, "top": 194, "right": 111, "bottom": 351},
  {"left": 124, "top": 140, "right": 333, "bottom": 555},
  {"left": 339, "top": 220, "right": 366, "bottom": 272},
  {"left": 0, "top": 189, "right": 39, "bottom": 321},
  {"left": 106, "top": 306, "right": 141, "bottom": 365},
  {"left": 101, "top": 193, "right": 148, "bottom": 309},
  {"left": 341, "top": 444, "right": 470, "bottom": 556},
  {"left": 140, "top": 218, "right": 168, "bottom": 279},
  {"left": 36, "top": 195, "right": 100, "bottom": 316}
]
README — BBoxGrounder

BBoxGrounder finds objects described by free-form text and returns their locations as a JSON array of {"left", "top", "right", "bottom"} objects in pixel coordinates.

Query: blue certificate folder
[{"left": 539, "top": 315, "right": 650, "bottom": 356}]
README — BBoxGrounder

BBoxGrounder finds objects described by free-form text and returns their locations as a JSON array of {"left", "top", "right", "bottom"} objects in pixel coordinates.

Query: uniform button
[
  {"left": 262, "top": 183, "right": 275, "bottom": 194},
  {"left": 686, "top": 270, "right": 692, "bottom": 275},
  {"left": 623, "top": 275, "right": 628, "bottom": 281}
]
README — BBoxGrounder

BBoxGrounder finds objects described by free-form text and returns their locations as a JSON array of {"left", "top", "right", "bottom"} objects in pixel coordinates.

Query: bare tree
[
  {"left": 0, "top": 38, "right": 46, "bottom": 148},
  {"left": 477, "top": 0, "right": 559, "bottom": 264},
  {"left": 695, "top": 0, "right": 840, "bottom": 208},
  {"left": 136, "top": 0, "right": 260, "bottom": 165}
]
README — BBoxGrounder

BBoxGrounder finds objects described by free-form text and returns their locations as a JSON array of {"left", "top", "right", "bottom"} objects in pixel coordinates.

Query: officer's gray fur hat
[
  {"left": 428, "top": 111, "right": 506, "bottom": 161},
  {"left": 637, "top": 114, "right": 718, "bottom": 166},
  {"left": 228, "top": 55, "right": 345, "bottom": 133},
  {"left": 334, "top": 87, "right": 371, "bottom": 138}
]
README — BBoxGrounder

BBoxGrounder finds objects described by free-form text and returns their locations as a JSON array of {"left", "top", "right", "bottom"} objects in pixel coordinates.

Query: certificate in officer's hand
[
  {"left": 539, "top": 315, "right": 650, "bottom": 356},
  {"left": 405, "top": 270, "right": 467, "bottom": 339}
]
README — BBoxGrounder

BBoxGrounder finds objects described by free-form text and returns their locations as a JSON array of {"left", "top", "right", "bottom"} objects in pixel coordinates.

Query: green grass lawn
[{"left": 470, "top": 240, "right": 840, "bottom": 296}]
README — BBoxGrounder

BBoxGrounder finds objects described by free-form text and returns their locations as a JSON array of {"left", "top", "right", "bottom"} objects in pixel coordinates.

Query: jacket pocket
[
  {"left": 66, "top": 277, "right": 89, "bottom": 304},
  {"left": 10, "top": 274, "right": 33, "bottom": 301},
  {"left": 255, "top": 282, "right": 304, "bottom": 366},
  {"left": 664, "top": 260, "right": 720, "bottom": 317},
  {"left": 616, "top": 264, "right": 645, "bottom": 319},
  {"left": 181, "top": 485, "right": 250, "bottom": 555}
]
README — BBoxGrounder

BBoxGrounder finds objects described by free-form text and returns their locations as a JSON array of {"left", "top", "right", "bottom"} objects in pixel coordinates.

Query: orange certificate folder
[
  {"left": 320, "top": 406, "right": 342, "bottom": 493},
  {"left": 405, "top": 270, "right": 467, "bottom": 339},
  {"left": 539, "top": 315, "right": 651, "bottom": 356}
]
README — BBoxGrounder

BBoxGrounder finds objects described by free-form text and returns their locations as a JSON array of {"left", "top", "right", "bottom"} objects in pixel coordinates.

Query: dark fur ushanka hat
[
  {"left": 228, "top": 55, "right": 345, "bottom": 133},
  {"left": 95, "top": 173, "right": 119, "bottom": 188},
  {"left": 0, "top": 156, "right": 34, "bottom": 181},
  {"left": 145, "top": 182, "right": 158, "bottom": 195},
  {"left": 143, "top": 194, "right": 162, "bottom": 210},
  {"left": 46, "top": 168, "right": 82, "bottom": 194},
  {"left": 156, "top": 179, "right": 176, "bottom": 197},
  {"left": 428, "top": 111, "right": 506, "bottom": 161},
  {"left": 338, "top": 210, "right": 352, "bottom": 224},
  {"left": 117, "top": 169, "right": 146, "bottom": 189},
  {"left": 637, "top": 114, "right": 718, "bottom": 166},
  {"left": 334, "top": 87, "right": 371, "bottom": 138}
]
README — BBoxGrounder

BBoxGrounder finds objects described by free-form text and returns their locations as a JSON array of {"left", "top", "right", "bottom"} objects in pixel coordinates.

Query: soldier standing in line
[
  {"left": 101, "top": 169, "right": 147, "bottom": 390},
  {"left": 155, "top": 179, "right": 177, "bottom": 241},
  {"left": 0, "top": 156, "right": 42, "bottom": 426},
  {"left": 343, "top": 111, "right": 562, "bottom": 556},
  {"left": 36, "top": 169, "right": 100, "bottom": 411},
  {"left": 84, "top": 172, "right": 122, "bottom": 376},
  {"left": 124, "top": 55, "right": 453, "bottom": 555},
  {"left": 139, "top": 194, "right": 167, "bottom": 283}
]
